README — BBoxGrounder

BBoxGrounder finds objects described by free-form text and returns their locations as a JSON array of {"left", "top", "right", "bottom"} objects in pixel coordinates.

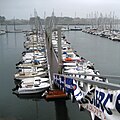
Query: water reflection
[
  {"left": 5, "top": 32, "right": 9, "bottom": 46},
  {"left": 13, "top": 86, "right": 70, "bottom": 120},
  {"left": 35, "top": 101, "right": 39, "bottom": 120},
  {"left": 13, "top": 93, "right": 43, "bottom": 101},
  {"left": 14, "top": 33, "right": 17, "bottom": 47},
  {"left": 55, "top": 100, "right": 70, "bottom": 120},
  {"left": 13, "top": 92, "right": 70, "bottom": 120}
]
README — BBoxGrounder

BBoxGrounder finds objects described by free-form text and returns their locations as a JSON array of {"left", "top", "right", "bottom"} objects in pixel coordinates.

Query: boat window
[
  {"left": 35, "top": 79, "right": 40, "bottom": 81},
  {"left": 68, "top": 54, "right": 73, "bottom": 57},
  {"left": 37, "top": 67, "right": 41, "bottom": 69},
  {"left": 34, "top": 84, "right": 39, "bottom": 87}
]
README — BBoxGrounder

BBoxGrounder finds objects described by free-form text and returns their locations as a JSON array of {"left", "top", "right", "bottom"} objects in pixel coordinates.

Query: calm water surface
[
  {"left": 0, "top": 25, "right": 91, "bottom": 120},
  {"left": 65, "top": 30, "right": 120, "bottom": 84},
  {"left": 1, "top": 25, "right": 120, "bottom": 120}
]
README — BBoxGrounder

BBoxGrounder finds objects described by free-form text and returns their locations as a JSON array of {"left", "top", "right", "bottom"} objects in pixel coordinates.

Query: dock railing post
[
  {"left": 50, "top": 28, "right": 52, "bottom": 50},
  {"left": 57, "top": 27, "right": 62, "bottom": 74},
  {"left": 45, "top": 28, "right": 53, "bottom": 89}
]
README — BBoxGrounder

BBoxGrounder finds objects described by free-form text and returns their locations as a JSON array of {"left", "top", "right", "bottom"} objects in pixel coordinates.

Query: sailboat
[
  {"left": 70, "top": 12, "right": 82, "bottom": 31},
  {"left": 0, "top": 30, "right": 6, "bottom": 35},
  {"left": 0, "top": 24, "right": 6, "bottom": 35},
  {"left": 6, "top": 18, "right": 22, "bottom": 33}
]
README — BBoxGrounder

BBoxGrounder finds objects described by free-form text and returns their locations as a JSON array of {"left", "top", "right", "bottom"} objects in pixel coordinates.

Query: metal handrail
[
  {"left": 54, "top": 73, "right": 120, "bottom": 90},
  {"left": 64, "top": 72, "right": 120, "bottom": 79}
]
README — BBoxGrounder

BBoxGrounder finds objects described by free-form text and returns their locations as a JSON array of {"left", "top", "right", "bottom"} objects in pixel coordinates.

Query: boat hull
[
  {"left": 14, "top": 71, "right": 48, "bottom": 80},
  {"left": 17, "top": 83, "right": 50, "bottom": 95}
]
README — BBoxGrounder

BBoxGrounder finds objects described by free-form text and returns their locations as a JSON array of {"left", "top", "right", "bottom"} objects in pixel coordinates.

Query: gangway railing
[
  {"left": 45, "top": 18, "right": 120, "bottom": 120},
  {"left": 53, "top": 73, "right": 120, "bottom": 120},
  {"left": 68, "top": 72, "right": 120, "bottom": 80},
  {"left": 54, "top": 73, "right": 120, "bottom": 90}
]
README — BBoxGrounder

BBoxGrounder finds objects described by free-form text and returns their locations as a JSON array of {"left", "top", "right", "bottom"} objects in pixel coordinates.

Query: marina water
[{"left": 0, "top": 25, "right": 120, "bottom": 120}]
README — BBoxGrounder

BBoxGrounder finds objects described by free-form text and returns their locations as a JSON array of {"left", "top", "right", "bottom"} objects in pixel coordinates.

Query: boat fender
[
  {"left": 42, "top": 90, "right": 48, "bottom": 97},
  {"left": 12, "top": 84, "right": 19, "bottom": 91}
]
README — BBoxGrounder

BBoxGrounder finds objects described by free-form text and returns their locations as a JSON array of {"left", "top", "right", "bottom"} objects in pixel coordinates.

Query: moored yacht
[{"left": 14, "top": 78, "right": 50, "bottom": 95}]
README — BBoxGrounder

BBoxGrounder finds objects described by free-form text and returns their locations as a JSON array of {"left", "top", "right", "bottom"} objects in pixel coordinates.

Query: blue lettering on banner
[
  {"left": 103, "top": 93, "right": 113, "bottom": 115},
  {"left": 53, "top": 75, "right": 74, "bottom": 94},
  {"left": 80, "top": 88, "right": 120, "bottom": 116},
  {"left": 65, "top": 78, "right": 73, "bottom": 94},
  {"left": 93, "top": 90, "right": 113, "bottom": 115},
  {"left": 60, "top": 76, "right": 65, "bottom": 89},
  {"left": 115, "top": 94, "right": 120, "bottom": 113},
  {"left": 53, "top": 74, "right": 120, "bottom": 117}
]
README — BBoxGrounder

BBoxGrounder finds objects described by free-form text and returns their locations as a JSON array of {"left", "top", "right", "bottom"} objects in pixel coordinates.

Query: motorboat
[
  {"left": 62, "top": 51, "right": 80, "bottom": 61},
  {"left": 63, "top": 67, "right": 85, "bottom": 74},
  {"left": 22, "top": 56, "right": 46, "bottom": 63},
  {"left": 22, "top": 57, "right": 47, "bottom": 64},
  {"left": 14, "top": 69, "right": 48, "bottom": 80},
  {"left": 20, "top": 76, "right": 49, "bottom": 82},
  {"left": 15, "top": 78, "right": 50, "bottom": 95},
  {"left": 22, "top": 53, "right": 46, "bottom": 60},
  {"left": 22, "top": 48, "right": 45, "bottom": 56},
  {"left": 0, "top": 30, "right": 6, "bottom": 35},
  {"left": 22, "top": 48, "right": 45, "bottom": 54},
  {"left": 16, "top": 62, "right": 47, "bottom": 69},
  {"left": 18, "top": 67, "right": 45, "bottom": 73}
]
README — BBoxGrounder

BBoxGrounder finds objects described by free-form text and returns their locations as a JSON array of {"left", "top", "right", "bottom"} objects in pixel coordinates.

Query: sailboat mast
[
  {"left": 13, "top": 17, "right": 16, "bottom": 31},
  {"left": 74, "top": 12, "right": 76, "bottom": 28}
]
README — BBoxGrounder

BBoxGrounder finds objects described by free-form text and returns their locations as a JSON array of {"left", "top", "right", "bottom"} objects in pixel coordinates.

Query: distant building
[
  {"left": 0, "top": 16, "right": 6, "bottom": 24},
  {"left": 29, "top": 17, "right": 44, "bottom": 25}
]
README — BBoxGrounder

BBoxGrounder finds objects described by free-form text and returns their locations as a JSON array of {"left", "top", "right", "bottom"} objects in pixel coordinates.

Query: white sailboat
[
  {"left": 0, "top": 30, "right": 6, "bottom": 35},
  {"left": 0, "top": 24, "right": 6, "bottom": 35}
]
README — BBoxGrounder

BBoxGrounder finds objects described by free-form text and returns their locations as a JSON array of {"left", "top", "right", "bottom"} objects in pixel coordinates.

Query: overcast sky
[{"left": 0, "top": 0, "right": 120, "bottom": 19}]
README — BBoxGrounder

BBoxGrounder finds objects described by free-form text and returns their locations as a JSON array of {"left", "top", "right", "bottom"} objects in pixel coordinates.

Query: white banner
[
  {"left": 53, "top": 74, "right": 120, "bottom": 120},
  {"left": 80, "top": 87, "right": 120, "bottom": 120}
]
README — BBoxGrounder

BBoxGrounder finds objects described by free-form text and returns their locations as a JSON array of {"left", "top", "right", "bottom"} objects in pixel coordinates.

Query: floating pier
[{"left": 45, "top": 89, "right": 68, "bottom": 101}]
